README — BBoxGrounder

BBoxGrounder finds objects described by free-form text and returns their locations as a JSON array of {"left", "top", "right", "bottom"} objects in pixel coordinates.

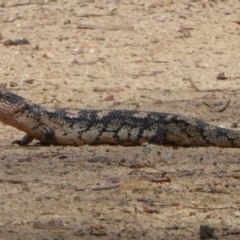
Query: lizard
[{"left": 0, "top": 88, "right": 240, "bottom": 147}]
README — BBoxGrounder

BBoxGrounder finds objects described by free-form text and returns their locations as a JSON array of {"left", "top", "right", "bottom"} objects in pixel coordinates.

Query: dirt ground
[{"left": 0, "top": 0, "right": 240, "bottom": 239}]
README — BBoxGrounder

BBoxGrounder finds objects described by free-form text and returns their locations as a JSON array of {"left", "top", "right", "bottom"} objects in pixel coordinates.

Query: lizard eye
[
  {"left": 13, "top": 109, "right": 19, "bottom": 115},
  {"left": 13, "top": 109, "right": 23, "bottom": 115}
]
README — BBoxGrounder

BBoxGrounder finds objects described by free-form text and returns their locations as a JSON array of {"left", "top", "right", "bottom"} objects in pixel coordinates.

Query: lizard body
[{"left": 0, "top": 89, "right": 239, "bottom": 147}]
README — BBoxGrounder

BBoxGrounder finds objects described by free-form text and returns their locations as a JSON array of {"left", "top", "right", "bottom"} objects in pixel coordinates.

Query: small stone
[
  {"left": 64, "top": 19, "right": 71, "bottom": 25},
  {"left": 43, "top": 52, "right": 55, "bottom": 59},
  {"left": 3, "top": 38, "right": 30, "bottom": 46},
  {"left": 10, "top": 81, "right": 18, "bottom": 87},
  {"left": 24, "top": 79, "right": 34, "bottom": 84},
  {"left": 3, "top": 39, "right": 12, "bottom": 46},
  {"left": 88, "top": 156, "right": 110, "bottom": 163},
  {"left": 0, "top": 83, "right": 7, "bottom": 88},
  {"left": 74, "top": 229, "right": 85, "bottom": 236},
  {"left": 231, "top": 122, "right": 238, "bottom": 128}
]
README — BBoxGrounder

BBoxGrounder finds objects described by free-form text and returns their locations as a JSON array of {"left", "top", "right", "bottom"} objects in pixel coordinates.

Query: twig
[
  {"left": 217, "top": 174, "right": 240, "bottom": 179},
  {"left": 0, "top": 179, "right": 27, "bottom": 185},
  {"left": 140, "top": 95, "right": 162, "bottom": 104},
  {"left": 153, "top": 204, "right": 240, "bottom": 210},
  {"left": 123, "top": 70, "right": 163, "bottom": 78},
  {"left": 140, "top": 95, "right": 201, "bottom": 104},
  {"left": 158, "top": 225, "right": 186, "bottom": 230},
  {"left": 189, "top": 78, "right": 201, "bottom": 92},
  {"left": 189, "top": 78, "right": 225, "bottom": 92},
  {"left": 77, "top": 23, "right": 133, "bottom": 31},
  {"left": 33, "top": 222, "right": 73, "bottom": 230},
  {"left": 203, "top": 99, "right": 231, "bottom": 112},
  {"left": 132, "top": 60, "right": 168, "bottom": 63},
  {"left": 153, "top": 167, "right": 203, "bottom": 175},
  {"left": 72, "top": 58, "right": 104, "bottom": 65},
  {"left": 184, "top": 206, "right": 240, "bottom": 210},
  {"left": 0, "top": 221, "right": 13, "bottom": 228},
  {"left": 79, "top": 12, "right": 115, "bottom": 17},
  {"left": 75, "top": 184, "right": 119, "bottom": 191},
  {"left": 8, "top": 2, "right": 35, "bottom": 7},
  {"left": 196, "top": 189, "right": 230, "bottom": 194},
  {"left": 118, "top": 159, "right": 153, "bottom": 168},
  {"left": 140, "top": 174, "right": 171, "bottom": 183},
  {"left": 224, "top": 229, "right": 240, "bottom": 236}
]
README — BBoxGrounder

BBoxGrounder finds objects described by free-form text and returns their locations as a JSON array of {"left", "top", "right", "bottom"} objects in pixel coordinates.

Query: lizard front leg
[
  {"left": 12, "top": 125, "right": 57, "bottom": 146},
  {"left": 12, "top": 134, "right": 34, "bottom": 146}
]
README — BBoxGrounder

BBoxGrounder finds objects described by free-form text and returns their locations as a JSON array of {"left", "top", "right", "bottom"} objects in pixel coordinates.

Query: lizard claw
[{"left": 12, "top": 140, "right": 23, "bottom": 145}]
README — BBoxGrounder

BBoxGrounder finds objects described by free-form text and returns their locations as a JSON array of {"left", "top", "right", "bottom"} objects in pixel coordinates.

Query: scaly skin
[{"left": 0, "top": 88, "right": 240, "bottom": 147}]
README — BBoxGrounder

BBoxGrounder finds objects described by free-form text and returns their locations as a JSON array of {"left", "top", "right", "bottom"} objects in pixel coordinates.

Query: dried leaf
[
  {"left": 217, "top": 72, "right": 227, "bottom": 80},
  {"left": 104, "top": 95, "right": 115, "bottom": 101},
  {"left": 130, "top": 160, "right": 152, "bottom": 168},
  {"left": 89, "top": 224, "right": 107, "bottom": 236},
  {"left": 232, "top": 21, "right": 240, "bottom": 25},
  {"left": 142, "top": 203, "right": 159, "bottom": 213},
  {"left": 33, "top": 219, "right": 73, "bottom": 230}
]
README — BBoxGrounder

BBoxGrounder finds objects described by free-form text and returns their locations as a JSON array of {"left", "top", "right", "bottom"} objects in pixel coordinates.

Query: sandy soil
[{"left": 0, "top": 0, "right": 240, "bottom": 239}]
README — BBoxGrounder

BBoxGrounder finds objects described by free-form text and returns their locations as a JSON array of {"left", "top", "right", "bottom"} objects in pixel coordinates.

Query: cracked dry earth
[{"left": 0, "top": 0, "right": 240, "bottom": 239}]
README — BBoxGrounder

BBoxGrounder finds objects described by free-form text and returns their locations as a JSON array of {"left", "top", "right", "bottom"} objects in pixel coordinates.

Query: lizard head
[
  {"left": 0, "top": 89, "right": 45, "bottom": 143},
  {"left": 0, "top": 89, "right": 27, "bottom": 118}
]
